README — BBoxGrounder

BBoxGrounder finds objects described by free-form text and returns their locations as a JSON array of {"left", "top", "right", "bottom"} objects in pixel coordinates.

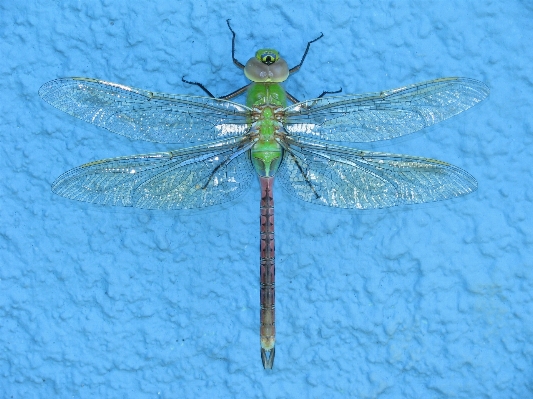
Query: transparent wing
[
  {"left": 39, "top": 77, "right": 252, "bottom": 144},
  {"left": 283, "top": 77, "right": 489, "bottom": 142},
  {"left": 277, "top": 137, "right": 477, "bottom": 209},
  {"left": 52, "top": 138, "right": 255, "bottom": 209}
]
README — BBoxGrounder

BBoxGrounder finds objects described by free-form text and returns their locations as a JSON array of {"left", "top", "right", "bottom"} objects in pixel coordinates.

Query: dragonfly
[{"left": 39, "top": 20, "right": 489, "bottom": 369}]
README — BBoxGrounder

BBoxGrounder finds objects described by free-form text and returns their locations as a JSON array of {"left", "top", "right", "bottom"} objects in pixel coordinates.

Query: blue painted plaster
[{"left": 1, "top": 1, "right": 532, "bottom": 398}]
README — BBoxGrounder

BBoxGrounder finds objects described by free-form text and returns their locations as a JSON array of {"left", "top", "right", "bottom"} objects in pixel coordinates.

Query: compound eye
[{"left": 255, "top": 49, "right": 280, "bottom": 65}]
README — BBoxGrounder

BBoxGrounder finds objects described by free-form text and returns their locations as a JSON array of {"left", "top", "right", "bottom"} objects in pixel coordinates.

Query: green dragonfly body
[{"left": 39, "top": 22, "right": 489, "bottom": 369}]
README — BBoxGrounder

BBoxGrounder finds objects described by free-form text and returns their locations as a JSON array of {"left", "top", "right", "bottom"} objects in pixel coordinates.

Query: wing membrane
[
  {"left": 277, "top": 137, "right": 477, "bottom": 209},
  {"left": 283, "top": 77, "right": 489, "bottom": 142},
  {"left": 39, "top": 77, "right": 251, "bottom": 144},
  {"left": 52, "top": 138, "right": 255, "bottom": 209}
]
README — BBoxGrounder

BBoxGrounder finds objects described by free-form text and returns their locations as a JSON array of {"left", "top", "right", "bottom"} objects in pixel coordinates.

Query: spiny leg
[
  {"left": 181, "top": 77, "right": 216, "bottom": 98},
  {"left": 182, "top": 19, "right": 249, "bottom": 100},
  {"left": 317, "top": 87, "right": 342, "bottom": 98},
  {"left": 199, "top": 139, "right": 256, "bottom": 190},
  {"left": 285, "top": 87, "right": 343, "bottom": 104},
  {"left": 226, "top": 19, "right": 245, "bottom": 70},
  {"left": 285, "top": 91, "right": 300, "bottom": 104},
  {"left": 279, "top": 141, "right": 321, "bottom": 199},
  {"left": 286, "top": 33, "right": 342, "bottom": 102},
  {"left": 220, "top": 84, "right": 251, "bottom": 100},
  {"left": 182, "top": 77, "right": 250, "bottom": 100},
  {"left": 288, "top": 32, "right": 324, "bottom": 75}
]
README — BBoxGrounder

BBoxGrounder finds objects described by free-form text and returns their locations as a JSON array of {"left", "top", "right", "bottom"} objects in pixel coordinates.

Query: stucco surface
[{"left": 1, "top": 1, "right": 532, "bottom": 398}]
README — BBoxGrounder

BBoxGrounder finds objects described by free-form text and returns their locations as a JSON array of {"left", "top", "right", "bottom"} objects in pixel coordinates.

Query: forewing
[
  {"left": 283, "top": 77, "right": 489, "bottom": 142},
  {"left": 277, "top": 137, "right": 477, "bottom": 209},
  {"left": 52, "top": 139, "right": 255, "bottom": 209},
  {"left": 39, "top": 77, "right": 251, "bottom": 144}
]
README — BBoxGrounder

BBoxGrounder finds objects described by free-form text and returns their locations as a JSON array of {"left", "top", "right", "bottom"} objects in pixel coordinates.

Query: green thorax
[
  {"left": 247, "top": 82, "right": 286, "bottom": 177},
  {"left": 243, "top": 48, "right": 291, "bottom": 178}
]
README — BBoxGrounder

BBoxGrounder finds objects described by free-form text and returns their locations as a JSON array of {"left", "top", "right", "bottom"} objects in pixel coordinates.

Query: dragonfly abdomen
[{"left": 259, "top": 176, "right": 276, "bottom": 369}]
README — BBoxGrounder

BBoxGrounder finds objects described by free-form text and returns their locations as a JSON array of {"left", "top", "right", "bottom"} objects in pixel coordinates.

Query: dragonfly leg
[
  {"left": 286, "top": 87, "right": 342, "bottom": 104},
  {"left": 181, "top": 77, "right": 216, "bottom": 98},
  {"left": 286, "top": 91, "right": 300, "bottom": 104},
  {"left": 200, "top": 139, "right": 256, "bottom": 190},
  {"left": 226, "top": 19, "right": 245, "bottom": 70},
  {"left": 181, "top": 20, "right": 250, "bottom": 99},
  {"left": 278, "top": 141, "right": 321, "bottom": 199},
  {"left": 285, "top": 32, "right": 341, "bottom": 104},
  {"left": 317, "top": 87, "right": 343, "bottom": 98},
  {"left": 219, "top": 84, "right": 251, "bottom": 100},
  {"left": 288, "top": 32, "right": 324, "bottom": 75},
  {"left": 182, "top": 77, "right": 250, "bottom": 100}
]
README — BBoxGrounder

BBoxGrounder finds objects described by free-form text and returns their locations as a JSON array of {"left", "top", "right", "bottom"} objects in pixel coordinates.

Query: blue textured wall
[{"left": 1, "top": 1, "right": 532, "bottom": 398}]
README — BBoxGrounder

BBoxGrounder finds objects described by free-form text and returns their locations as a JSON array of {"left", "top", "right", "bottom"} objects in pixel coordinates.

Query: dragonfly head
[{"left": 244, "top": 48, "right": 289, "bottom": 83}]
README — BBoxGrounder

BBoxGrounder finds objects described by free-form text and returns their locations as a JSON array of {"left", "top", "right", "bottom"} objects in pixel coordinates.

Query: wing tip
[{"left": 453, "top": 77, "right": 490, "bottom": 100}]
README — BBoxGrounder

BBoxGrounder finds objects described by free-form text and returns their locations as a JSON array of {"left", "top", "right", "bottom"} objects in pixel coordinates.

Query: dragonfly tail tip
[{"left": 261, "top": 347, "right": 275, "bottom": 369}]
